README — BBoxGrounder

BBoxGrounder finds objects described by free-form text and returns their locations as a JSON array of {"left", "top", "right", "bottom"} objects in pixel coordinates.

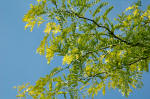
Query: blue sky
[{"left": 0, "top": 0, "right": 150, "bottom": 99}]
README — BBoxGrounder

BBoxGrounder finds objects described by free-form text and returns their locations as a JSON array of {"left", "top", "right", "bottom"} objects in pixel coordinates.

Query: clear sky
[{"left": 0, "top": 0, "right": 150, "bottom": 99}]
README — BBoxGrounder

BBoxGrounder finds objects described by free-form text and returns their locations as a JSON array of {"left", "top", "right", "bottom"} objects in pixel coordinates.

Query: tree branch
[
  {"left": 65, "top": 10, "right": 147, "bottom": 48},
  {"left": 128, "top": 56, "right": 149, "bottom": 65}
]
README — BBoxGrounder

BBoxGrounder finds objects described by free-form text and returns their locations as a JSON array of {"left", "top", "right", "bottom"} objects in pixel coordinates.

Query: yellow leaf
[
  {"left": 133, "top": 9, "right": 138, "bottom": 16},
  {"left": 131, "top": 84, "right": 136, "bottom": 88},
  {"left": 97, "top": 82, "right": 103, "bottom": 90},
  {"left": 53, "top": 25, "right": 61, "bottom": 34},
  {"left": 125, "top": 6, "right": 134, "bottom": 11},
  {"left": 55, "top": 16, "right": 60, "bottom": 20},
  {"left": 57, "top": 91, "right": 67, "bottom": 94},
  {"left": 85, "top": 65, "right": 91, "bottom": 72},
  {"left": 105, "top": 58, "right": 109, "bottom": 63},
  {"left": 78, "top": 37, "right": 81, "bottom": 44},
  {"left": 127, "top": 15, "right": 132, "bottom": 21},
  {"left": 37, "top": 0, "right": 42, "bottom": 3},
  {"left": 88, "top": 88, "right": 93, "bottom": 94},
  {"left": 75, "top": 54, "right": 79, "bottom": 59},
  {"left": 46, "top": 47, "right": 54, "bottom": 64},
  {"left": 24, "top": 24, "right": 30, "bottom": 30},
  {"left": 130, "top": 64, "right": 136, "bottom": 72},
  {"left": 123, "top": 21, "right": 128, "bottom": 26},
  {"left": 63, "top": 54, "right": 73, "bottom": 65},
  {"left": 44, "top": 23, "right": 52, "bottom": 34},
  {"left": 30, "top": 4, "right": 33, "bottom": 9},
  {"left": 102, "top": 86, "right": 105, "bottom": 95}
]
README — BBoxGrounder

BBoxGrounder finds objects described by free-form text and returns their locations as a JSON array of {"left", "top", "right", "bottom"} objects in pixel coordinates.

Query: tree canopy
[{"left": 15, "top": 0, "right": 150, "bottom": 98}]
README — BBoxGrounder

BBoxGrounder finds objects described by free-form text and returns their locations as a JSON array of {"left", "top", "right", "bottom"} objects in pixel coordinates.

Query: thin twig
[
  {"left": 128, "top": 56, "right": 149, "bottom": 65},
  {"left": 64, "top": 10, "right": 147, "bottom": 47}
]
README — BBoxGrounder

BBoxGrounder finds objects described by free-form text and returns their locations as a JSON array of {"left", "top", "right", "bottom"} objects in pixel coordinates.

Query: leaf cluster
[{"left": 16, "top": 0, "right": 150, "bottom": 98}]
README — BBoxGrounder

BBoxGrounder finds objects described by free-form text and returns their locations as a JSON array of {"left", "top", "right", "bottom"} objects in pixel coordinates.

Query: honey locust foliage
[{"left": 15, "top": 0, "right": 150, "bottom": 98}]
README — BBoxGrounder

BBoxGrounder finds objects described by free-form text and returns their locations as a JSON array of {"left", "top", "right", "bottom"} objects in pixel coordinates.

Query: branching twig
[
  {"left": 128, "top": 56, "right": 149, "bottom": 65},
  {"left": 64, "top": 10, "right": 147, "bottom": 47}
]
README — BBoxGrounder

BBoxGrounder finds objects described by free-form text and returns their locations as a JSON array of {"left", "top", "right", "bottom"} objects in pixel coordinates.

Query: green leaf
[
  {"left": 103, "top": 6, "right": 114, "bottom": 20},
  {"left": 93, "top": 2, "right": 108, "bottom": 17}
]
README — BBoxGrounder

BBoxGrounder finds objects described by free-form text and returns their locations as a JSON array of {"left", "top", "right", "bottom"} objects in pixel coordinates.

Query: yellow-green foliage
[{"left": 15, "top": 0, "right": 150, "bottom": 98}]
